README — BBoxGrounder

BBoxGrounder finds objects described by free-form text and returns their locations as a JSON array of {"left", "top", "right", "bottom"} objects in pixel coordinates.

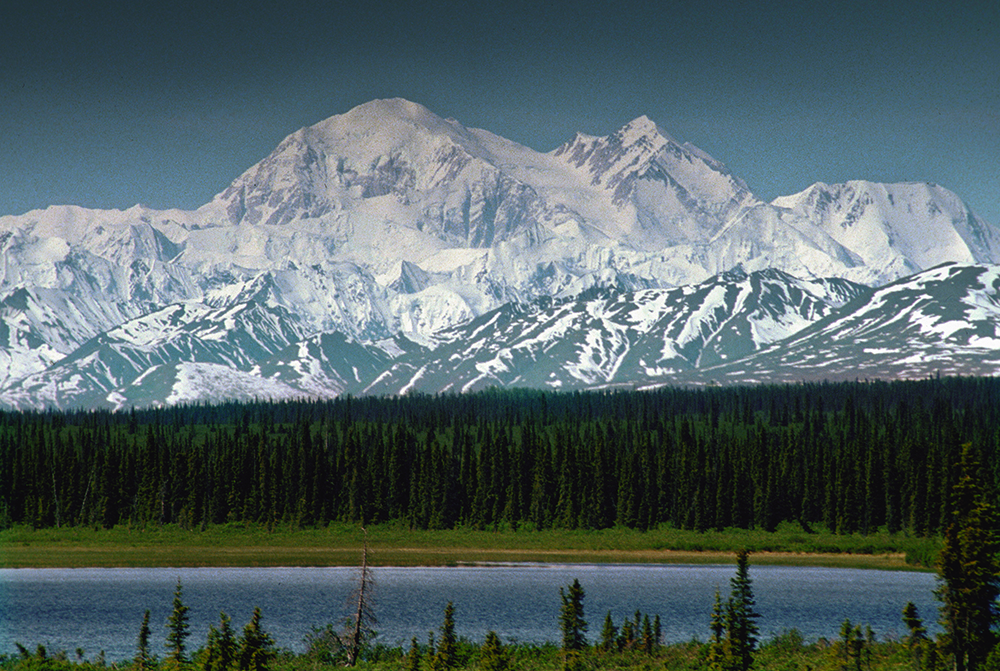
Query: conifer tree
[
  {"left": 480, "top": 631, "right": 508, "bottom": 671},
  {"left": 904, "top": 599, "right": 930, "bottom": 670},
  {"left": 618, "top": 618, "right": 635, "bottom": 651},
  {"left": 840, "top": 619, "right": 865, "bottom": 671},
  {"left": 237, "top": 607, "right": 275, "bottom": 671},
  {"left": 710, "top": 551, "right": 761, "bottom": 671},
  {"left": 136, "top": 609, "right": 154, "bottom": 671},
  {"left": 709, "top": 589, "right": 729, "bottom": 671},
  {"left": 559, "top": 579, "right": 587, "bottom": 652},
  {"left": 641, "top": 614, "right": 654, "bottom": 655},
  {"left": 599, "top": 612, "right": 617, "bottom": 653},
  {"left": 204, "top": 612, "right": 237, "bottom": 671},
  {"left": 165, "top": 579, "right": 190, "bottom": 667},
  {"left": 431, "top": 601, "right": 458, "bottom": 671},
  {"left": 405, "top": 637, "right": 421, "bottom": 671},
  {"left": 935, "top": 445, "right": 1000, "bottom": 671},
  {"left": 727, "top": 549, "right": 760, "bottom": 671},
  {"left": 903, "top": 602, "right": 928, "bottom": 646}
]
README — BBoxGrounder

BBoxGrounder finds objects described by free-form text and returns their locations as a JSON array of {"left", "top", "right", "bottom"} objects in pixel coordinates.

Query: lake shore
[{"left": 0, "top": 522, "right": 937, "bottom": 570}]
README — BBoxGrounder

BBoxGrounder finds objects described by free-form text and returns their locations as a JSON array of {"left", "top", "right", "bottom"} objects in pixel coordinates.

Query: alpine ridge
[{"left": 1, "top": 98, "right": 998, "bottom": 409}]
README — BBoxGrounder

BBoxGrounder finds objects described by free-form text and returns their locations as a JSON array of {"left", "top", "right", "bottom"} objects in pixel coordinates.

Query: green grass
[
  {"left": 0, "top": 635, "right": 925, "bottom": 671},
  {"left": 0, "top": 521, "right": 939, "bottom": 570}
]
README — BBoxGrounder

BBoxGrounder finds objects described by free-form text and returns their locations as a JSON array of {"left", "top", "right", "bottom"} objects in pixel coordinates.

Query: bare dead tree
[{"left": 345, "top": 527, "right": 376, "bottom": 666}]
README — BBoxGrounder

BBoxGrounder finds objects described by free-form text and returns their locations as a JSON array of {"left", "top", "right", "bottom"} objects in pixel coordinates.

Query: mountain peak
[
  {"left": 341, "top": 98, "right": 442, "bottom": 126},
  {"left": 308, "top": 97, "right": 466, "bottom": 146},
  {"left": 617, "top": 115, "right": 676, "bottom": 148}
]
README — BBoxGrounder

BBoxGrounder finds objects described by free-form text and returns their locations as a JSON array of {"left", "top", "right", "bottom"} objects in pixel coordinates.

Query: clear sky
[{"left": 3, "top": 0, "right": 998, "bottom": 224}]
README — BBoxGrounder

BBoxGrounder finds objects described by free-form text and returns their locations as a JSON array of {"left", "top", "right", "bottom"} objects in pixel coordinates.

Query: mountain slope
[
  {"left": 773, "top": 181, "right": 1000, "bottom": 283},
  {"left": 363, "top": 269, "right": 869, "bottom": 395},
  {"left": 0, "top": 299, "right": 308, "bottom": 410},
  {"left": 2, "top": 99, "right": 999, "bottom": 409},
  {"left": 655, "top": 263, "right": 1000, "bottom": 386}
]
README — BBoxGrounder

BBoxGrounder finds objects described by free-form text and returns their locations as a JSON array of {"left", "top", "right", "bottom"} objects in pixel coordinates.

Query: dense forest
[{"left": 2, "top": 377, "right": 1000, "bottom": 535}]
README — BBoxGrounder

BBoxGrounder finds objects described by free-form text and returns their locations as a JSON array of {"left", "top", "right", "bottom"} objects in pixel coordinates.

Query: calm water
[{"left": 0, "top": 564, "right": 938, "bottom": 661}]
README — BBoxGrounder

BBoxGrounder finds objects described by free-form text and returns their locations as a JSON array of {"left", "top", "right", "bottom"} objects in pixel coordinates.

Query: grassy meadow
[{"left": 0, "top": 521, "right": 940, "bottom": 570}]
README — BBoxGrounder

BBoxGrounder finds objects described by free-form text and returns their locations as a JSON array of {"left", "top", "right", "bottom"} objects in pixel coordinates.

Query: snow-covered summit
[
  {"left": 2, "top": 98, "right": 1000, "bottom": 408},
  {"left": 773, "top": 181, "right": 1000, "bottom": 283}
]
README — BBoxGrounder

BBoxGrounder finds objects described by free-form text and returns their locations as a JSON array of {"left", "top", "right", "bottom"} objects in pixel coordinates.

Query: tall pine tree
[
  {"left": 935, "top": 445, "right": 1000, "bottom": 671},
  {"left": 559, "top": 578, "right": 587, "bottom": 670},
  {"left": 165, "top": 579, "right": 190, "bottom": 667}
]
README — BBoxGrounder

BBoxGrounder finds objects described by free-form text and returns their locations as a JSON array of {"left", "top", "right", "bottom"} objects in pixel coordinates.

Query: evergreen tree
[
  {"left": 559, "top": 579, "right": 588, "bottom": 652},
  {"left": 711, "top": 551, "right": 761, "bottom": 671},
  {"left": 599, "top": 611, "right": 617, "bottom": 653},
  {"left": 727, "top": 549, "right": 761, "bottom": 671},
  {"left": 480, "top": 631, "right": 509, "bottom": 671},
  {"left": 840, "top": 619, "right": 865, "bottom": 671},
  {"left": 903, "top": 602, "right": 928, "bottom": 647},
  {"left": 935, "top": 445, "right": 1000, "bottom": 671},
  {"left": 405, "top": 637, "right": 421, "bottom": 671},
  {"left": 237, "top": 607, "right": 275, "bottom": 671},
  {"left": 431, "top": 601, "right": 457, "bottom": 671},
  {"left": 136, "top": 609, "right": 154, "bottom": 671},
  {"left": 204, "top": 612, "right": 237, "bottom": 671},
  {"left": 165, "top": 579, "right": 190, "bottom": 667},
  {"left": 709, "top": 589, "right": 729, "bottom": 671},
  {"left": 641, "top": 614, "right": 654, "bottom": 655},
  {"left": 618, "top": 618, "right": 635, "bottom": 651}
]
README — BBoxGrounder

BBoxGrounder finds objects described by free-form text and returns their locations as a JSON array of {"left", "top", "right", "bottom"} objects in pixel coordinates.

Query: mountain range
[{"left": 2, "top": 98, "right": 999, "bottom": 410}]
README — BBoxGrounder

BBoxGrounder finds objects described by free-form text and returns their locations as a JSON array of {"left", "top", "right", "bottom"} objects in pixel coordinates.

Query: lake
[{"left": 0, "top": 564, "right": 939, "bottom": 661}]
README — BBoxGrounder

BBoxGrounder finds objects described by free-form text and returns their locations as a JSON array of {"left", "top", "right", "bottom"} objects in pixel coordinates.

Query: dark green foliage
[
  {"left": 165, "top": 580, "right": 189, "bottom": 666},
  {"left": 479, "top": 631, "right": 508, "bottom": 671},
  {"left": 237, "top": 607, "right": 275, "bottom": 671},
  {"left": 559, "top": 579, "right": 587, "bottom": 656},
  {"left": 840, "top": 619, "right": 866, "bottom": 671},
  {"left": 729, "top": 550, "right": 761, "bottom": 671},
  {"left": 903, "top": 602, "right": 927, "bottom": 648},
  {"left": 902, "top": 601, "right": 933, "bottom": 671},
  {"left": 135, "top": 610, "right": 153, "bottom": 671},
  {"left": 2, "top": 378, "right": 1000, "bottom": 537},
  {"left": 599, "top": 612, "right": 617, "bottom": 653},
  {"left": 431, "top": 602, "right": 458, "bottom": 671},
  {"left": 302, "top": 624, "right": 345, "bottom": 666},
  {"left": 618, "top": 618, "right": 635, "bottom": 651},
  {"left": 935, "top": 445, "right": 1000, "bottom": 671},
  {"left": 710, "top": 551, "right": 761, "bottom": 671},
  {"left": 204, "top": 612, "right": 237, "bottom": 671},
  {"left": 710, "top": 589, "right": 727, "bottom": 670},
  {"left": 641, "top": 614, "right": 654, "bottom": 655},
  {"left": 404, "top": 637, "right": 421, "bottom": 671}
]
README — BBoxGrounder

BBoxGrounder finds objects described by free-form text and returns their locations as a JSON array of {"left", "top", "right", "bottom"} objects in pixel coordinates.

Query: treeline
[{"left": 2, "top": 377, "right": 999, "bottom": 534}]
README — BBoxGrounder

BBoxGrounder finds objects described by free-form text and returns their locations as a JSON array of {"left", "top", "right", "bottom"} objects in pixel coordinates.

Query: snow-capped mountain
[
  {"left": 0, "top": 297, "right": 308, "bottom": 410},
  {"left": 362, "top": 269, "right": 869, "bottom": 395},
  {"left": 252, "top": 331, "right": 419, "bottom": 398},
  {"left": 772, "top": 181, "right": 1000, "bottom": 283},
  {"left": 655, "top": 263, "right": 1000, "bottom": 386},
  {"left": 1, "top": 98, "right": 998, "bottom": 409}
]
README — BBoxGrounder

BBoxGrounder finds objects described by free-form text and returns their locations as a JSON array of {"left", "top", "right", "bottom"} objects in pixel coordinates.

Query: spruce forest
[{"left": 3, "top": 376, "right": 1000, "bottom": 537}]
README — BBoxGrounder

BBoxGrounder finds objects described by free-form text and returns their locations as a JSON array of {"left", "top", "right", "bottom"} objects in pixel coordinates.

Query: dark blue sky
[{"left": 3, "top": 0, "right": 999, "bottom": 224}]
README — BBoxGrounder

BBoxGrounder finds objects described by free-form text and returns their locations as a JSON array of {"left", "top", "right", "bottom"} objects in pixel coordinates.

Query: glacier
[{"left": 1, "top": 98, "right": 999, "bottom": 409}]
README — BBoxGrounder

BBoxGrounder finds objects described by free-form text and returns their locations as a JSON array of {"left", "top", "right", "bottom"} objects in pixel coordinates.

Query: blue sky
[{"left": 2, "top": 0, "right": 998, "bottom": 224}]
